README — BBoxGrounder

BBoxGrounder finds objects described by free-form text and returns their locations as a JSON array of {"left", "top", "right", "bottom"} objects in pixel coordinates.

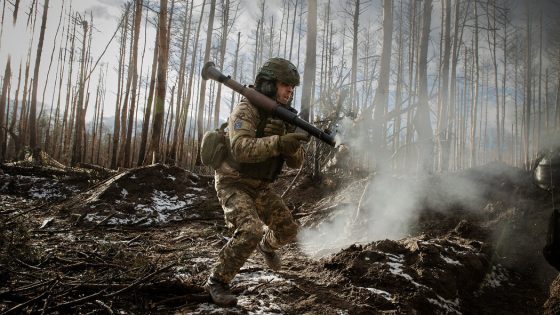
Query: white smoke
[
  {"left": 298, "top": 115, "right": 496, "bottom": 258},
  {"left": 297, "top": 167, "right": 491, "bottom": 257}
]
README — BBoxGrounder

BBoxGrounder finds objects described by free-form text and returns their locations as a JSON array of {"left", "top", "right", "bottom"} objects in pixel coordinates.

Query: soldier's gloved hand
[
  {"left": 278, "top": 133, "right": 309, "bottom": 156},
  {"left": 264, "top": 119, "right": 285, "bottom": 136}
]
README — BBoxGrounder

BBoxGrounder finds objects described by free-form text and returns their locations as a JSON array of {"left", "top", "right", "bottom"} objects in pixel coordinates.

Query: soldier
[{"left": 204, "top": 57, "right": 308, "bottom": 306}]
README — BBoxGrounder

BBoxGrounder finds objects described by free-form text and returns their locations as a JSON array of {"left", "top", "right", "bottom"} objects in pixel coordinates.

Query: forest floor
[{"left": 0, "top": 161, "right": 558, "bottom": 314}]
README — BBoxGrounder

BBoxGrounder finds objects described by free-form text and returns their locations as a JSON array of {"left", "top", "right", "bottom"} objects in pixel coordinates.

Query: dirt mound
[
  {"left": 0, "top": 170, "right": 93, "bottom": 202},
  {"left": 323, "top": 234, "right": 494, "bottom": 313},
  {"left": 58, "top": 163, "right": 221, "bottom": 227}
]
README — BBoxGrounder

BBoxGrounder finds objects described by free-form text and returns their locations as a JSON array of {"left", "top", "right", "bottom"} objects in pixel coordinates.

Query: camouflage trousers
[{"left": 210, "top": 181, "right": 299, "bottom": 284}]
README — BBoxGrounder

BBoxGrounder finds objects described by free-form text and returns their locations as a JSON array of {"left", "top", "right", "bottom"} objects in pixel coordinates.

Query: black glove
[
  {"left": 264, "top": 119, "right": 285, "bottom": 136},
  {"left": 278, "top": 133, "right": 309, "bottom": 155}
]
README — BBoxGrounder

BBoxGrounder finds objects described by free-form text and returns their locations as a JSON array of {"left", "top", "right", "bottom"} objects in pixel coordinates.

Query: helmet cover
[{"left": 255, "top": 58, "right": 300, "bottom": 87}]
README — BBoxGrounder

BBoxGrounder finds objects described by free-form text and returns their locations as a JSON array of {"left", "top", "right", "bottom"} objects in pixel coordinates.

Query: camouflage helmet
[{"left": 255, "top": 58, "right": 300, "bottom": 89}]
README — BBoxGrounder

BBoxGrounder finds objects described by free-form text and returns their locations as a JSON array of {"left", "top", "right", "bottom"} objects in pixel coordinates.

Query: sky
[
  {"left": 0, "top": 0, "right": 387, "bottom": 125},
  {"left": 0, "top": 0, "right": 126, "bottom": 122},
  {"left": 0, "top": 0, "right": 296, "bottom": 123}
]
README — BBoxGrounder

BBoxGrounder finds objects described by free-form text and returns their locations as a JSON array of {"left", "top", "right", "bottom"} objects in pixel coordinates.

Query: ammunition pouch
[{"left": 200, "top": 123, "right": 229, "bottom": 169}]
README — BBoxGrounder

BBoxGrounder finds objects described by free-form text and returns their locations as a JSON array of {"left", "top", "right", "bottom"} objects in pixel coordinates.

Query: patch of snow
[
  {"left": 103, "top": 215, "right": 134, "bottom": 225},
  {"left": 39, "top": 217, "right": 54, "bottom": 229},
  {"left": 427, "top": 295, "right": 461, "bottom": 314},
  {"left": 448, "top": 243, "right": 477, "bottom": 254},
  {"left": 121, "top": 188, "right": 128, "bottom": 198},
  {"left": 191, "top": 187, "right": 205, "bottom": 192},
  {"left": 233, "top": 271, "right": 285, "bottom": 285},
  {"left": 441, "top": 255, "right": 462, "bottom": 266},
  {"left": 386, "top": 254, "right": 427, "bottom": 288},
  {"left": 28, "top": 180, "right": 67, "bottom": 199},
  {"left": 191, "top": 257, "right": 213, "bottom": 264},
  {"left": 151, "top": 190, "right": 187, "bottom": 211},
  {"left": 130, "top": 174, "right": 137, "bottom": 179},
  {"left": 166, "top": 175, "right": 176, "bottom": 181},
  {"left": 191, "top": 279, "right": 288, "bottom": 314}
]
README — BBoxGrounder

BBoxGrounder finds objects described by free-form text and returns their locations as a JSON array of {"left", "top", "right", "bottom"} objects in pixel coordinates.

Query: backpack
[{"left": 200, "top": 123, "right": 229, "bottom": 169}]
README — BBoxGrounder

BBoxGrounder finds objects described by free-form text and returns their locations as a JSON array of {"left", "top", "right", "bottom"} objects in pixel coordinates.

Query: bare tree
[
  {"left": 449, "top": 0, "right": 470, "bottom": 169},
  {"left": 9, "top": 63, "right": 22, "bottom": 159},
  {"left": 392, "top": 0, "right": 405, "bottom": 168},
  {"left": 414, "top": 0, "right": 434, "bottom": 172},
  {"left": 13, "top": 0, "right": 20, "bottom": 25},
  {"left": 348, "top": 0, "right": 361, "bottom": 113},
  {"left": 71, "top": 19, "right": 89, "bottom": 166},
  {"left": 61, "top": 12, "right": 77, "bottom": 162},
  {"left": 111, "top": 6, "right": 130, "bottom": 168},
  {"left": 213, "top": 0, "right": 238, "bottom": 128},
  {"left": 39, "top": 0, "right": 65, "bottom": 122},
  {"left": 176, "top": 0, "right": 206, "bottom": 164},
  {"left": 123, "top": 0, "right": 143, "bottom": 167},
  {"left": 28, "top": 0, "right": 49, "bottom": 159},
  {"left": 300, "top": 0, "right": 317, "bottom": 122},
  {"left": 370, "top": 0, "right": 393, "bottom": 158},
  {"left": 437, "top": 0, "right": 452, "bottom": 170},
  {"left": 523, "top": 0, "right": 532, "bottom": 169},
  {"left": 195, "top": 0, "right": 216, "bottom": 165},
  {"left": 469, "top": 1, "right": 480, "bottom": 167},
  {"left": 0, "top": 57, "right": 10, "bottom": 162},
  {"left": 138, "top": 10, "right": 159, "bottom": 166},
  {"left": 169, "top": 1, "right": 192, "bottom": 163},
  {"left": 146, "top": 0, "right": 170, "bottom": 164}
]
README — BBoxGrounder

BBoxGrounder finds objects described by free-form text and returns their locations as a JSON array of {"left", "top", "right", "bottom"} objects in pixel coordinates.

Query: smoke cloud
[
  {"left": 297, "top": 167, "right": 491, "bottom": 257},
  {"left": 298, "top": 116, "right": 497, "bottom": 258}
]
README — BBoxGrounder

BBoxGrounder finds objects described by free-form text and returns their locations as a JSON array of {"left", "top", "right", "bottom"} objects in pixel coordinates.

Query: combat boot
[
  {"left": 257, "top": 241, "right": 281, "bottom": 271},
  {"left": 204, "top": 277, "right": 237, "bottom": 307}
]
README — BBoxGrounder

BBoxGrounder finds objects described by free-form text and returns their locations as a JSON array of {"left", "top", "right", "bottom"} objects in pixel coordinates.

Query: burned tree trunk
[
  {"left": 438, "top": 0, "right": 452, "bottom": 171},
  {"left": 370, "top": 0, "right": 393, "bottom": 164},
  {"left": 146, "top": 0, "right": 169, "bottom": 164},
  {"left": 523, "top": 1, "right": 532, "bottom": 169},
  {"left": 414, "top": 0, "right": 434, "bottom": 172},
  {"left": 300, "top": 0, "right": 316, "bottom": 122},
  {"left": 28, "top": 0, "right": 49, "bottom": 160},
  {"left": 213, "top": 0, "right": 232, "bottom": 129},
  {"left": 123, "top": 0, "right": 143, "bottom": 168},
  {"left": 195, "top": 0, "right": 216, "bottom": 165},
  {"left": 111, "top": 6, "right": 130, "bottom": 169},
  {"left": 177, "top": 0, "right": 205, "bottom": 164},
  {"left": 137, "top": 27, "right": 158, "bottom": 166},
  {"left": 0, "top": 57, "right": 10, "bottom": 162},
  {"left": 71, "top": 20, "right": 89, "bottom": 166},
  {"left": 169, "top": 1, "right": 191, "bottom": 163}
]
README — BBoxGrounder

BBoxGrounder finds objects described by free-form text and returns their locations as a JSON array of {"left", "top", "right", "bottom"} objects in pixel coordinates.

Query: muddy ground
[{"left": 0, "top": 162, "right": 559, "bottom": 314}]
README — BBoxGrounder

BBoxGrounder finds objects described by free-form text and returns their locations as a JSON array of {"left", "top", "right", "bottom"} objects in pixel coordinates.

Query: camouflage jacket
[{"left": 215, "top": 98, "right": 304, "bottom": 188}]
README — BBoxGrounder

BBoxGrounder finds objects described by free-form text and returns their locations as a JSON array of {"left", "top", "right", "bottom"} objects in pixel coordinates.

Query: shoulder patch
[{"left": 234, "top": 120, "right": 243, "bottom": 130}]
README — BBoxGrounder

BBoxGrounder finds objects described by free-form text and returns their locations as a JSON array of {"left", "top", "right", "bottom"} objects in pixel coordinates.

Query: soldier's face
[{"left": 275, "top": 81, "right": 295, "bottom": 105}]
